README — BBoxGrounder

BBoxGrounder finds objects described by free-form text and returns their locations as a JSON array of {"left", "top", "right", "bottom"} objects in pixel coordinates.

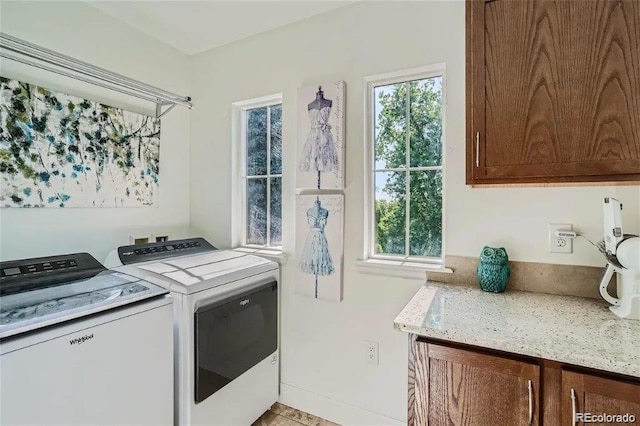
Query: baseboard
[{"left": 279, "top": 382, "right": 405, "bottom": 426}]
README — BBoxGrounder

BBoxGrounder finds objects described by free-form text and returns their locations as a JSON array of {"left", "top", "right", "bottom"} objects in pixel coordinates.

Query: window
[
  {"left": 239, "top": 99, "right": 282, "bottom": 249},
  {"left": 365, "top": 66, "right": 444, "bottom": 263}
]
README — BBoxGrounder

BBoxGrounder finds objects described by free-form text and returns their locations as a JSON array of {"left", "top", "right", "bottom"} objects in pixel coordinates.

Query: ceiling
[{"left": 86, "top": 1, "right": 355, "bottom": 55}]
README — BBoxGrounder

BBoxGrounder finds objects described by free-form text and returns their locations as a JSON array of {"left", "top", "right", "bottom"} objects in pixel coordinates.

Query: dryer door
[{"left": 194, "top": 280, "right": 277, "bottom": 403}]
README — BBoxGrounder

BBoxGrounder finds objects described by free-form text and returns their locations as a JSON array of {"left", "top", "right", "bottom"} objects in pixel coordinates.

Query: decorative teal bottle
[{"left": 477, "top": 246, "right": 510, "bottom": 293}]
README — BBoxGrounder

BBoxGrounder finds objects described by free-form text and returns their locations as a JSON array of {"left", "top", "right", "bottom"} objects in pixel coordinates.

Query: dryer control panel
[{"left": 118, "top": 238, "right": 217, "bottom": 265}]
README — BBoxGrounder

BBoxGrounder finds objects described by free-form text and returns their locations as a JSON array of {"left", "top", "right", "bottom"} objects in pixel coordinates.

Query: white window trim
[
  {"left": 355, "top": 258, "right": 452, "bottom": 280},
  {"left": 231, "top": 93, "right": 283, "bottom": 253},
  {"left": 360, "top": 64, "right": 448, "bottom": 275}
]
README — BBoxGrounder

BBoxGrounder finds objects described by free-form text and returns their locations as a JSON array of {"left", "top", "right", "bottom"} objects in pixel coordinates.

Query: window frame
[
  {"left": 363, "top": 64, "right": 447, "bottom": 266},
  {"left": 232, "top": 94, "right": 283, "bottom": 251}
]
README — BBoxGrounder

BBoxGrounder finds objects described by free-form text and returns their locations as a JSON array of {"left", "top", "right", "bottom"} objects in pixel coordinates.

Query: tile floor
[{"left": 252, "top": 403, "right": 339, "bottom": 426}]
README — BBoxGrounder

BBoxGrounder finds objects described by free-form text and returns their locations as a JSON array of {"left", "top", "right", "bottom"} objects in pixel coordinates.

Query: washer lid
[
  {"left": 0, "top": 270, "right": 168, "bottom": 340},
  {"left": 129, "top": 250, "right": 278, "bottom": 294}
]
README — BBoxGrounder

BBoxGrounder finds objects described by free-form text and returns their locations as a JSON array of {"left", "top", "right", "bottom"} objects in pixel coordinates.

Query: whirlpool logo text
[{"left": 69, "top": 333, "right": 94, "bottom": 346}]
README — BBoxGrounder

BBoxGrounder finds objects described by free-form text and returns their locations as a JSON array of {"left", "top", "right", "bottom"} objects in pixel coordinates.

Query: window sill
[
  {"left": 355, "top": 258, "right": 453, "bottom": 280},
  {"left": 233, "top": 247, "right": 288, "bottom": 265}
]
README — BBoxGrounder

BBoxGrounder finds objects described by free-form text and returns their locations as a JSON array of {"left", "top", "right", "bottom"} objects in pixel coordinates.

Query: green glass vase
[{"left": 477, "top": 246, "right": 510, "bottom": 293}]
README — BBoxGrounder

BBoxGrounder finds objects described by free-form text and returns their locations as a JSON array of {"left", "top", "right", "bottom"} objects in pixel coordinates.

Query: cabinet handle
[
  {"left": 570, "top": 388, "right": 577, "bottom": 425},
  {"left": 475, "top": 132, "right": 480, "bottom": 167},
  {"left": 527, "top": 380, "right": 533, "bottom": 425}
]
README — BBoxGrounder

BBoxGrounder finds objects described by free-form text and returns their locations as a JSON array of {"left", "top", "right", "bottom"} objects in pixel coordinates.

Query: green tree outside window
[{"left": 374, "top": 77, "right": 443, "bottom": 258}]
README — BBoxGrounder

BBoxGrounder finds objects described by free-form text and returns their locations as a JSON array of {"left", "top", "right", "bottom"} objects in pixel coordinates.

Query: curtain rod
[{"left": 0, "top": 32, "right": 192, "bottom": 117}]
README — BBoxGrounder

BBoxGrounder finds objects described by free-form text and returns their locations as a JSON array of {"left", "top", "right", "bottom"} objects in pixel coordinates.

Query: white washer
[
  {"left": 105, "top": 238, "right": 279, "bottom": 426},
  {"left": 0, "top": 252, "right": 173, "bottom": 426}
]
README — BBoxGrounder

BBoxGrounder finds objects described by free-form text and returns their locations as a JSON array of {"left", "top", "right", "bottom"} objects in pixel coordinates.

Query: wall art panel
[
  {"left": 295, "top": 193, "right": 343, "bottom": 301},
  {"left": 0, "top": 77, "right": 160, "bottom": 207},
  {"left": 296, "top": 81, "right": 345, "bottom": 190}
]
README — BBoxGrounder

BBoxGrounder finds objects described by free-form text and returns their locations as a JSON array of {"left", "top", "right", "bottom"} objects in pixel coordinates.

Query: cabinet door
[
  {"left": 568, "top": 0, "right": 640, "bottom": 178},
  {"left": 466, "top": 0, "right": 640, "bottom": 184},
  {"left": 413, "top": 342, "right": 540, "bottom": 425},
  {"left": 562, "top": 370, "right": 640, "bottom": 426}
]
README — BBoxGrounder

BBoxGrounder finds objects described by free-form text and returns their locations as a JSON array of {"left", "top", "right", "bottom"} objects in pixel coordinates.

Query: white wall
[
  {"left": 0, "top": 1, "right": 192, "bottom": 262},
  {"left": 190, "top": 1, "right": 639, "bottom": 424}
]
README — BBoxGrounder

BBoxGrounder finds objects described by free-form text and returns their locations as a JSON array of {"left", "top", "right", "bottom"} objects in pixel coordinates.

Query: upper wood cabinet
[{"left": 466, "top": 0, "right": 640, "bottom": 184}]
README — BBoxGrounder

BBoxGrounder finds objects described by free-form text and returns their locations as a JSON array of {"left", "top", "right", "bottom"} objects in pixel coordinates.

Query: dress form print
[
  {"left": 298, "top": 86, "right": 339, "bottom": 189},
  {"left": 299, "top": 197, "right": 334, "bottom": 298}
]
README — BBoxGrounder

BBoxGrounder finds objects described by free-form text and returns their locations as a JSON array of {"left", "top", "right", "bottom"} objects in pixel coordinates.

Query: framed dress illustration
[
  {"left": 296, "top": 81, "right": 345, "bottom": 190},
  {"left": 294, "top": 193, "right": 343, "bottom": 301}
]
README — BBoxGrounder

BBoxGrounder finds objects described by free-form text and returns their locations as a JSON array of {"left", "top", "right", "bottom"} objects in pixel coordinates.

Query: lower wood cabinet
[
  {"left": 409, "top": 338, "right": 640, "bottom": 426},
  {"left": 562, "top": 370, "right": 640, "bottom": 426},
  {"left": 411, "top": 341, "right": 539, "bottom": 425}
]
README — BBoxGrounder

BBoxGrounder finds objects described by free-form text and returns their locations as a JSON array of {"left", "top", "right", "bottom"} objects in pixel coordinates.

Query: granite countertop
[{"left": 394, "top": 282, "right": 640, "bottom": 378}]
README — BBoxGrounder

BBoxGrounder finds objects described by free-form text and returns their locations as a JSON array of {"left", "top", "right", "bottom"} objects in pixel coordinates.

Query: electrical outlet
[
  {"left": 130, "top": 235, "right": 152, "bottom": 245},
  {"left": 365, "top": 340, "right": 379, "bottom": 365},
  {"left": 549, "top": 223, "right": 573, "bottom": 254}
]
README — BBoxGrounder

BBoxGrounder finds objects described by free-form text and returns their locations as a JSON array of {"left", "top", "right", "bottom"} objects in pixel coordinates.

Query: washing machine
[
  {"left": 105, "top": 238, "right": 279, "bottom": 426},
  {"left": 0, "top": 252, "right": 173, "bottom": 425}
]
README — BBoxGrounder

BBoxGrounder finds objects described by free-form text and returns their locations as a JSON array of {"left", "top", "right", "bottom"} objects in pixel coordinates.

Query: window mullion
[{"left": 405, "top": 82, "right": 411, "bottom": 258}]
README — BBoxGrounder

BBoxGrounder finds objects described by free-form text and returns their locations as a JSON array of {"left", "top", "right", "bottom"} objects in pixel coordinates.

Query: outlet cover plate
[
  {"left": 130, "top": 235, "right": 152, "bottom": 245},
  {"left": 549, "top": 223, "right": 573, "bottom": 254},
  {"left": 365, "top": 340, "right": 379, "bottom": 365}
]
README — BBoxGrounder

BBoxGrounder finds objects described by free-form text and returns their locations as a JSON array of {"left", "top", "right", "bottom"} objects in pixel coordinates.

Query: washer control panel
[{"left": 0, "top": 253, "right": 105, "bottom": 296}]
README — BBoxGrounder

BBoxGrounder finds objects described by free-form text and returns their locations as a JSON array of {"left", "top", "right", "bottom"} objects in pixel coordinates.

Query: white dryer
[{"left": 105, "top": 238, "right": 279, "bottom": 426}]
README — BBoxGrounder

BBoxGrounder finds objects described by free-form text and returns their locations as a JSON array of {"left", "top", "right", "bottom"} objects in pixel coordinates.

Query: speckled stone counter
[{"left": 394, "top": 282, "right": 640, "bottom": 378}]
